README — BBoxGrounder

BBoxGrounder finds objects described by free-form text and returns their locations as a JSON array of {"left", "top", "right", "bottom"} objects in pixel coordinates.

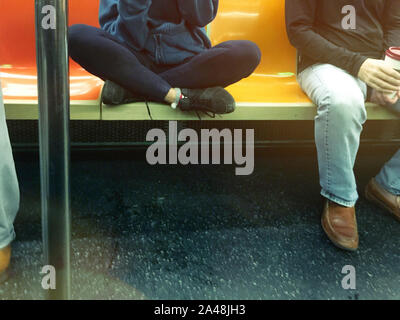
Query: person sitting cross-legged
[{"left": 69, "top": 0, "right": 261, "bottom": 115}]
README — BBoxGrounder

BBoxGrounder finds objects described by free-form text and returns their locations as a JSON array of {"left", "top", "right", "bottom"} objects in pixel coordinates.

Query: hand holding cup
[{"left": 358, "top": 50, "right": 400, "bottom": 95}]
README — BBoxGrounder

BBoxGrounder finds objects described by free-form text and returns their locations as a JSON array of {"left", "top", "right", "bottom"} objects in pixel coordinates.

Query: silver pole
[{"left": 35, "top": 0, "right": 71, "bottom": 300}]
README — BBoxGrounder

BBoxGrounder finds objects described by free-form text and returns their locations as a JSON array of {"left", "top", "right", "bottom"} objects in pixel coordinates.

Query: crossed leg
[{"left": 68, "top": 24, "right": 261, "bottom": 102}]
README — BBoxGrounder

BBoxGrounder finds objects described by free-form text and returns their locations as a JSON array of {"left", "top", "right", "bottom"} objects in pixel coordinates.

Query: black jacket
[{"left": 285, "top": 0, "right": 400, "bottom": 77}]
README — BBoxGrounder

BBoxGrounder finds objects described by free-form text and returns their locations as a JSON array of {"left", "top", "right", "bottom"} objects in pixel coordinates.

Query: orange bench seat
[{"left": 0, "top": 0, "right": 106, "bottom": 120}]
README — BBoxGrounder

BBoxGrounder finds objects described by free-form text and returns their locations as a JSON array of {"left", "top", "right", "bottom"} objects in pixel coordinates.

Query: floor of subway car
[{"left": 1, "top": 146, "right": 399, "bottom": 300}]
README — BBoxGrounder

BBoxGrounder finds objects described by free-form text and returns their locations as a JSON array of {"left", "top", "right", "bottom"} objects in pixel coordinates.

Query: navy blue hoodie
[{"left": 99, "top": 0, "right": 218, "bottom": 65}]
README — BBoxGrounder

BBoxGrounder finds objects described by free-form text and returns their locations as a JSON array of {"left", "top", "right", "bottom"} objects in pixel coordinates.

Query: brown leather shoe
[
  {"left": 0, "top": 244, "right": 11, "bottom": 284},
  {"left": 365, "top": 178, "right": 400, "bottom": 222},
  {"left": 321, "top": 200, "right": 359, "bottom": 251}
]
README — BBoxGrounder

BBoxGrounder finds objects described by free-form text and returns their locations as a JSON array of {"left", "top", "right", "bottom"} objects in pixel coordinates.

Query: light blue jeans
[
  {"left": 0, "top": 83, "right": 19, "bottom": 249},
  {"left": 298, "top": 64, "right": 400, "bottom": 207}
]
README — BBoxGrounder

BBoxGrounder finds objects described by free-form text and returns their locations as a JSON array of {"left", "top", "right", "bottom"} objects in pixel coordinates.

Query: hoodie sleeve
[
  {"left": 177, "top": 0, "right": 218, "bottom": 27},
  {"left": 383, "top": 0, "right": 400, "bottom": 50},
  {"left": 99, "top": 0, "right": 151, "bottom": 51},
  {"left": 285, "top": 0, "right": 367, "bottom": 77}
]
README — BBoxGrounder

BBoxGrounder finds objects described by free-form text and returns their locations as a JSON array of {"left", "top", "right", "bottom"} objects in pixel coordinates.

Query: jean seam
[
  {"left": 311, "top": 65, "right": 331, "bottom": 192},
  {"left": 325, "top": 101, "right": 331, "bottom": 191}
]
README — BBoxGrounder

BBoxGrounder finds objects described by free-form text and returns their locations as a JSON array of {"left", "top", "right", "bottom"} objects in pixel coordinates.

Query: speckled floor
[{"left": 1, "top": 146, "right": 399, "bottom": 300}]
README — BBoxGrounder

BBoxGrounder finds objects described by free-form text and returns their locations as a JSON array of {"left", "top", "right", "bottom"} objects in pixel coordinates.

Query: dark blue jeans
[{"left": 68, "top": 24, "right": 261, "bottom": 102}]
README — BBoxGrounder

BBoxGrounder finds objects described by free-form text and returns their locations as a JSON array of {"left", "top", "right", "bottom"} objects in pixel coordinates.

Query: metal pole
[{"left": 35, "top": 0, "right": 71, "bottom": 300}]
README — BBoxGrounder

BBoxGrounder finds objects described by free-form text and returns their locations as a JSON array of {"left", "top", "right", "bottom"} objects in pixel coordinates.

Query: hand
[
  {"left": 370, "top": 88, "right": 399, "bottom": 107},
  {"left": 358, "top": 58, "right": 400, "bottom": 93}
]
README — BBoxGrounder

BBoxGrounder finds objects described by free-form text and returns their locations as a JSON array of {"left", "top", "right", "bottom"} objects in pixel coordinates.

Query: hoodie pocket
[{"left": 148, "top": 22, "right": 208, "bottom": 65}]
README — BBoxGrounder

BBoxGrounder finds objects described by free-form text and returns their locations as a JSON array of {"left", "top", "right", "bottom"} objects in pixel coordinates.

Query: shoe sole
[
  {"left": 365, "top": 185, "right": 400, "bottom": 222},
  {"left": 182, "top": 102, "right": 236, "bottom": 115},
  {"left": 321, "top": 214, "right": 358, "bottom": 252}
]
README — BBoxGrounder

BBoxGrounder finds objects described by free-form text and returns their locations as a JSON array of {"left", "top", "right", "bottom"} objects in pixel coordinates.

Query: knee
[
  {"left": 68, "top": 24, "right": 92, "bottom": 53},
  {"left": 241, "top": 40, "right": 262, "bottom": 70},
  {"left": 68, "top": 24, "right": 86, "bottom": 44},
  {"left": 323, "top": 90, "right": 367, "bottom": 126},
  {"left": 229, "top": 40, "right": 261, "bottom": 75}
]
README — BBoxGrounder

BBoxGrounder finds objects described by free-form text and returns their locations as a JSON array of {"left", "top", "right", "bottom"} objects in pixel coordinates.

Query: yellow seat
[{"left": 210, "top": 0, "right": 307, "bottom": 104}]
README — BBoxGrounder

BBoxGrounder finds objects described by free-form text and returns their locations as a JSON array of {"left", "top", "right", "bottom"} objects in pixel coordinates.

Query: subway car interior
[{"left": 0, "top": 0, "right": 399, "bottom": 300}]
